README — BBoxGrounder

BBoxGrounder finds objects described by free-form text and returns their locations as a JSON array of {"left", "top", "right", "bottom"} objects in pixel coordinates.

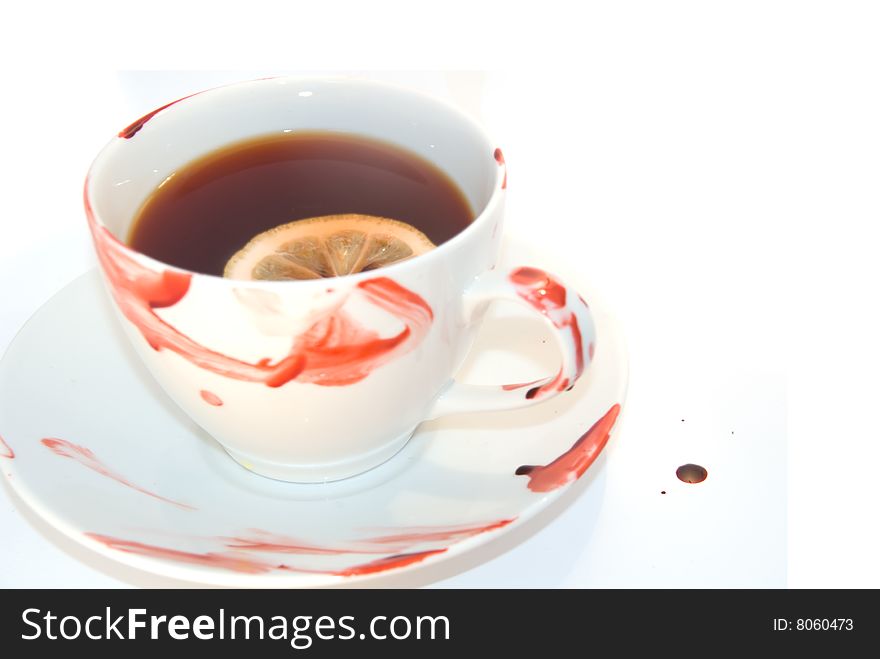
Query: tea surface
[{"left": 128, "top": 132, "right": 473, "bottom": 276}]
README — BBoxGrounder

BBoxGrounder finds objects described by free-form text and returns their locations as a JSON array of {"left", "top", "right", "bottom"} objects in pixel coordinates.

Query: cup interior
[{"left": 87, "top": 78, "right": 498, "bottom": 247}]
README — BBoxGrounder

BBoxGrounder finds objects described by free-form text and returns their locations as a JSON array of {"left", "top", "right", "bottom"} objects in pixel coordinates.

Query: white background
[{"left": 0, "top": 1, "right": 877, "bottom": 588}]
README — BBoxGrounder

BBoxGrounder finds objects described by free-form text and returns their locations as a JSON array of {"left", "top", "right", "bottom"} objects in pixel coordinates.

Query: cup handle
[{"left": 426, "top": 266, "right": 597, "bottom": 419}]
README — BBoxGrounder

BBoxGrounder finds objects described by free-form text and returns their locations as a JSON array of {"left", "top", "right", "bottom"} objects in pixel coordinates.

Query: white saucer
[{"left": 0, "top": 237, "right": 628, "bottom": 587}]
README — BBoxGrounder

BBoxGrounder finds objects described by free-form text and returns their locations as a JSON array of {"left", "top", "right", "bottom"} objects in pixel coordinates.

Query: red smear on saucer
[
  {"left": 0, "top": 434, "right": 13, "bottom": 459},
  {"left": 86, "top": 534, "right": 284, "bottom": 574},
  {"left": 332, "top": 549, "right": 447, "bottom": 576},
  {"left": 356, "top": 518, "right": 514, "bottom": 547},
  {"left": 200, "top": 390, "right": 223, "bottom": 406},
  {"left": 225, "top": 518, "right": 515, "bottom": 556},
  {"left": 516, "top": 403, "right": 620, "bottom": 492},
  {"left": 42, "top": 438, "right": 195, "bottom": 510}
]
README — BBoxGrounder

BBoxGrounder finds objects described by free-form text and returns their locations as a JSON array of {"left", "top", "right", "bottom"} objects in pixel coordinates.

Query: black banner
[{"left": 0, "top": 589, "right": 872, "bottom": 655}]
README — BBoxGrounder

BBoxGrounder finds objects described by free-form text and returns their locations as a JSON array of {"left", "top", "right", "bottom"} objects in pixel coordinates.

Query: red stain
[
  {"left": 200, "top": 390, "right": 223, "bottom": 406},
  {"left": 118, "top": 92, "right": 201, "bottom": 139},
  {"left": 332, "top": 550, "right": 446, "bottom": 576},
  {"left": 508, "top": 266, "right": 586, "bottom": 399},
  {"left": 86, "top": 519, "right": 510, "bottom": 576},
  {"left": 516, "top": 403, "right": 620, "bottom": 492},
  {"left": 588, "top": 342, "right": 595, "bottom": 360},
  {"left": 293, "top": 278, "right": 433, "bottom": 386},
  {"left": 225, "top": 518, "right": 514, "bottom": 555},
  {"left": 41, "top": 438, "right": 195, "bottom": 510},
  {"left": 223, "top": 532, "right": 361, "bottom": 556},
  {"left": 494, "top": 147, "right": 507, "bottom": 189},
  {"left": 86, "top": 533, "right": 445, "bottom": 577},
  {"left": 85, "top": 189, "right": 433, "bottom": 389},
  {"left": 86, "top": 534, "right": 285, "bottom": 574},
  {"left": 361, "top": 518, "right": 514, "bottom": 546},
  {"left": 510, "top": 266, "right": 567, "bottom": 307},
  {"left": 0, "top": 434, "right": 13, "bottom": 459},
  {"left": 502, "top": 379, "right": 542, "bottom": 391},
  {"left": 572, "top": 319, "right": 584, "bottom": 375},
  {"left": 525, "top": 372, "right": 571, "bottom": 399}
]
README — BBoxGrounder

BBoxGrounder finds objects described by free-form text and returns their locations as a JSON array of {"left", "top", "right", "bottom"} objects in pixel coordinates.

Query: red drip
[
  {"left": 676, "top": 464, "right": 708, "bottom": 484},
  {"left": 493, "top": 148, "right": 507, "bottom": 189},
  {"left": 525, "top": 369, "right": 568, "bottom": 400},
  {"left": 118, "top": 92, "right": 200, "bottom": 139},
  {"left": 200, "top": 390, "right": 223, "bottom": 406},
  {"left": 516, "top": 403, "right": 620, "bottom": 492},
  {"left": 0, "top": 434, "right": 13, "bottom": 459},
  {"left": 42, "top": 438, "right": 195, "bottom": 510},
  {"left": 85, "top": 188, "right": 433, "bottom": 389}
]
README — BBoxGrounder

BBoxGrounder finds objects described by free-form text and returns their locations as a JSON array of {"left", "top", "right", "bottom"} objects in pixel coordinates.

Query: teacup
[{"left": 84, "top": 77, "right": 596, "bottom": 482}]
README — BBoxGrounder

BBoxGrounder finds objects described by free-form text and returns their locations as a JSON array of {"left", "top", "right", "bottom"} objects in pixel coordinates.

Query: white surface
[{"left": 7, "top": 1, "right": 879, "bottom": 587}]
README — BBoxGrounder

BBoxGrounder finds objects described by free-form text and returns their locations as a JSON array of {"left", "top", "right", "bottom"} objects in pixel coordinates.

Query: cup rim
[{"left": 84, "top": 75, "right": 506, "bottom": 287}]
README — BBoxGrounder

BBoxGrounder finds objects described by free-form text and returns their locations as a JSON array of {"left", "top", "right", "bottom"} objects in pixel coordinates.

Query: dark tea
[{"left": 127, "top": 131, "right": 474, "bottom": 276}]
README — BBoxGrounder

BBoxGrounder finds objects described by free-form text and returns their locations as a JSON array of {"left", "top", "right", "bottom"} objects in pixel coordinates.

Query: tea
[{"left": 127, "top": 131, "right": 474, "bottom": 276}]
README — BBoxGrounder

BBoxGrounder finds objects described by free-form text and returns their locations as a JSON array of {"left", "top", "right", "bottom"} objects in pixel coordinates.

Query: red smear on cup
[
  {"left": 508, "top": 266, "right": 586, "bottom": 399},
  {"left": 118, "top": 92, "right": 202, "bottom": 139},
  {"left": 85, "top": 190, "right": 433, "bottom": 389},
  {"left": 494, "top": 148, "right": 507, "bottom": 189}
]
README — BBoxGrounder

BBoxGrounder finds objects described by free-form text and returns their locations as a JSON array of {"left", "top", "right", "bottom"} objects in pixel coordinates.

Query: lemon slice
[{"left": 223, "top": 214, "right": 436, "bottom": 281}]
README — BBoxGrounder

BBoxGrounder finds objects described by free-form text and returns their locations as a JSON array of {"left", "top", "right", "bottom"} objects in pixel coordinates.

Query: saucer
[{"left": 0, "top": 236, "right": 628, "bottom": 587}]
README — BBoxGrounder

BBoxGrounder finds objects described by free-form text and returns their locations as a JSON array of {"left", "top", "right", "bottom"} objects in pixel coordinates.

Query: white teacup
[{"left": 84, "top": 77, "right": 597, "bottom": 482}]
